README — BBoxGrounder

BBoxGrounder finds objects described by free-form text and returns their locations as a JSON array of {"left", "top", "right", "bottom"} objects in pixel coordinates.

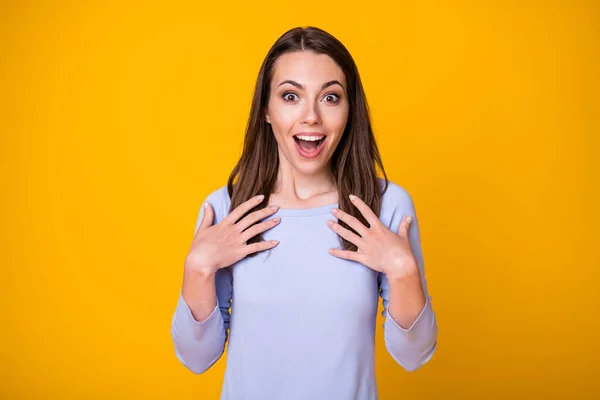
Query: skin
[{"left": 265, "top": 51, "right": 349, "bottom": 208}]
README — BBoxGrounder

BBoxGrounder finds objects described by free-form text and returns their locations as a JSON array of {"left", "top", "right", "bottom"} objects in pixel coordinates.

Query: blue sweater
[{"left": 171, "top": 178, "right": 438, "bottom": 399}]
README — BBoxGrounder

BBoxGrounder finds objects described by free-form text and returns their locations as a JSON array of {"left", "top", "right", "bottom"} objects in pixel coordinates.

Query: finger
[
  {"left": 199, "top": 202, "right": 214, "bottom": 230},
  {"left": 236, "top": 204, "right": 279, "bottom": 232},
  {"left": 348, "top": 194, "right": 381, "bottom": 228},
  {"left": 245, "top": 239, "right": 280, "bottom": 255},
  {"left": 223, "top": 195, "right": 265, "bottom": 225},
  {"left": 240, "top": 217, "right": 281, "bottom": 242},
  {"left": 328, "top": 247, "right": 364, "bottom": 263},
  {"left": 331, "top": 208, "right": 369, "bottom": 237},
  {"left": 327, "top": 220, "right": 364, "bottom": 247},
  {"left": 398, "top": 216, "right": 412, "bottom": 237}
]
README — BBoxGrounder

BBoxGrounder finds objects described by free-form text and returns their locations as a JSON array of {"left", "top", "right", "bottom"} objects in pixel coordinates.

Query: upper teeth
[{"left": 296, "top": 135, "right": 324, "bottom": 141}]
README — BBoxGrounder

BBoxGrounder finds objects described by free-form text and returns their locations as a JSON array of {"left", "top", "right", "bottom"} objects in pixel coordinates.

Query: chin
[{"left": 292, "top": 159, "right": 330, "bottom": 176}]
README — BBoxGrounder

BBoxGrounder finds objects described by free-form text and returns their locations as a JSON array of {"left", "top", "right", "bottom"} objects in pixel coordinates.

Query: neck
[{"left": 273, "top": 150, "right": 336, "bottom": 202}]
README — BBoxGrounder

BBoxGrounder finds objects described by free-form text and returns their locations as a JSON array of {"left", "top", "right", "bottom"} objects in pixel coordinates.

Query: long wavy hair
[{"left": 227, "top": 26, "right": 388, "bottom": 255}]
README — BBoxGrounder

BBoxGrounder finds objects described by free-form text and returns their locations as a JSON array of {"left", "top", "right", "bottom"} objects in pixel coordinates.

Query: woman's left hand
[{"left": 327, "top": 194, "right": 420, "bottom": 280}]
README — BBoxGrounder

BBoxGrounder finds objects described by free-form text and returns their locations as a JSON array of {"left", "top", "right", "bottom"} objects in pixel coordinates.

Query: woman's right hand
[{"left": 184, "top": 195, "right": 281, "bottom": 276}]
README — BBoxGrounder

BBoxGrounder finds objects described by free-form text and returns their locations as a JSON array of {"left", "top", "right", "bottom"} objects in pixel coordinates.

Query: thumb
[
  {"left": 398, "top": 216, "right": 412, "bottom": 237},
  {"left": 199, "top": 202, "right": 215, "bottom": 229}
]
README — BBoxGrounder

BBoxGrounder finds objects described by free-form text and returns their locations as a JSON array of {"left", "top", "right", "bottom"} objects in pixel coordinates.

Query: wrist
[
  {"left": 384, "top": 262, "right": 420, "bottom": 283},
  {"left": 184, "top": 262, "right": 217, "bottom": 280},
  {"left": 184, "top": 254, "right": 217, "bottom": 276}
]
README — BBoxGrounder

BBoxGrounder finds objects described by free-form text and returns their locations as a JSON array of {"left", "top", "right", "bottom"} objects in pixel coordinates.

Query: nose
[{"left": 300, "top": 99, "right": 322, "bottom": 125}]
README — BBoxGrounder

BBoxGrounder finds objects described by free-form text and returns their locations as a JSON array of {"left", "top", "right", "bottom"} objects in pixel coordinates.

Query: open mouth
[{"left": 293, "top": 135, "right": 327, "bottom": 154}]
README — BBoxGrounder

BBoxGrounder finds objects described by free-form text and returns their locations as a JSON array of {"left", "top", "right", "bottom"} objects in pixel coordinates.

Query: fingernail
[
  {"left": 349, "top": 194, "right": 357, "bottom": 202},
  {"left": 407, "top": 216, "right": 412, "bottom": 223},
  {"left": 273, "top": 217, "right": 280, "bottom": 222},
  {"left": 270, "top": 205, "right": 279, "bottom": 211},
  {"left": 204, "top": 202, "right": 209, "bottom": 209},
  {"left": 256, "top": 195, "right": 265, "bottom": 201},
  {"left": 331, "top": 208, "right": 338, "bottom": 214}
]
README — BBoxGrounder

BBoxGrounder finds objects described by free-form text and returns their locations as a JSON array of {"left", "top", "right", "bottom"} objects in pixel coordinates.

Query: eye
[
  {"left": 323, "top": 93, "right": 340, "bottom": 103},
  {"left": 282, "top": 92, "right": 299, "bottom": 102}
]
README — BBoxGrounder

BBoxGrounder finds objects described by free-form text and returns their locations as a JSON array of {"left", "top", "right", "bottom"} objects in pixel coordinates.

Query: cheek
[
  {"left": 269, "top": 104, "right": 300, "bottom": 130},
  {"left": 324, "top": 107, "right": 349, "bottom": 134}
]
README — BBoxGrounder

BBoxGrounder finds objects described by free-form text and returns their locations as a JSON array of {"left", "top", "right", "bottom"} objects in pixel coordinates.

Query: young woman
[{"left": 171, "top": 26, "right": 438, "bottom": 400}]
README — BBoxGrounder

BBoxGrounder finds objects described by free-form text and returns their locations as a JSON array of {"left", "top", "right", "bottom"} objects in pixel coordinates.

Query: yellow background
[{"left": 2, "top": 0, "right": 598, "bottom": 398}]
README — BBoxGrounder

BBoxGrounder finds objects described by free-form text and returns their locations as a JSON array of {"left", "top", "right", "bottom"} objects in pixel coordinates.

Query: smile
[{"left": 293, "top": 134, "right": 327, "bottom": 159}]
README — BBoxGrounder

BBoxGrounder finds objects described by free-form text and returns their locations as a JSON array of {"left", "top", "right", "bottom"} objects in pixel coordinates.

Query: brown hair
[{"left": 227, "top": 26, "right": 388, "bottom": 255}]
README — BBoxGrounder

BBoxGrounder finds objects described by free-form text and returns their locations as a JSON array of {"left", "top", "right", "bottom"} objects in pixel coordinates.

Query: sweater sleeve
[
  {"left": 170, "top": 187, "right": 234, "bottom": 374},
  {"left": 378, "top": 190, "right": 438, "bottom": 372}
]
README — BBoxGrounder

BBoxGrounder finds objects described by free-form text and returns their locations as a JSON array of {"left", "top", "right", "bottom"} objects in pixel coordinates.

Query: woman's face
[{"left": 266, "top": 51, "right": 349, "bottom": 176}]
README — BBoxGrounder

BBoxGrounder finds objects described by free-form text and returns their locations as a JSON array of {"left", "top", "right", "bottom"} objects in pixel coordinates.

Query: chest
[{"left": 229, "top": 216, "right": 379, "bottom": 321}]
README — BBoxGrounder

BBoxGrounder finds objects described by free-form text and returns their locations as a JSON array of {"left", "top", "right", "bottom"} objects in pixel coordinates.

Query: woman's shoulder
[
  {"left": 201, "top": 184, "right": 232, "bottom": 221},
  {"left": 378, "top": 177, "right": 416, "bottom": 215}
]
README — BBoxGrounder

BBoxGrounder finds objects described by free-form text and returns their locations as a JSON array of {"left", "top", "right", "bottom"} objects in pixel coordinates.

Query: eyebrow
[{"left": 277, "top": 80, "right": 344, "bottom": 91}]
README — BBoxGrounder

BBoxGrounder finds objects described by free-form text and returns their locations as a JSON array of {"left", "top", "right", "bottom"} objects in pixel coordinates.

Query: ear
[{"left": 265, "top": 108, "right": 271, "bottom": 124}]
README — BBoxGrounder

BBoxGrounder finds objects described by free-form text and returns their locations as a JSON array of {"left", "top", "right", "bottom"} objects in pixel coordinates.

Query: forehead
[{"left": 271, "top": 51, "right": 346, "bottom": 88}]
